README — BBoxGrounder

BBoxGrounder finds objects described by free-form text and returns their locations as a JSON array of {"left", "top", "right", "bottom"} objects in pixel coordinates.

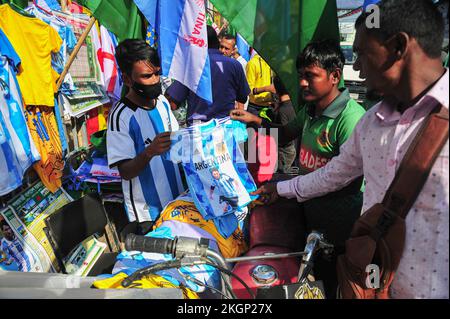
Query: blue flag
[
  {"left": 236, "top": 33, "right": 250, "bottom": 62},
  {"left": 134, "top": 0, "right": 213, "bottom": 103}
]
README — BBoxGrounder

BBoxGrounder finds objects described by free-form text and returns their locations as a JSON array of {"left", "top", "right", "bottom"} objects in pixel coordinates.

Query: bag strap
[{"left": 372, "top": 103, "right": 449, "bottom": 240}]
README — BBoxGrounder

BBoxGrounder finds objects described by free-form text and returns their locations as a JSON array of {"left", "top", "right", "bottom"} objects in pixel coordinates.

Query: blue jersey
[
  {"left": 107, "top": 96, "right": 184, "bottom": 222},
  {"left": 0, "top": 29, "right": 41, "bottom": 196},
  {"left": 167, "top": 118, "right": 257, "bottom": 238},
  {"left": 1, "top": 237, "right": 32, "bottom": 271},
  {"left": 211, "top": 173, "right": 238, "bottom": 199}
]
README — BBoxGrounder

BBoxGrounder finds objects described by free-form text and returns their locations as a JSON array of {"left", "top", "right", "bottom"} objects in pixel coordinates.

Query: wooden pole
[
  {"left": 56, "top": 16, "right": 97, "bottom": 91},
  {"left": 60, "top": 0, "right": 68, "bottom": 13}
]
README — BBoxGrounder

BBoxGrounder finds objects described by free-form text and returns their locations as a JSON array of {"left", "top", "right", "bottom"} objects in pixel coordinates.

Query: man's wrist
[
  {"left": 254, "top": 115, "right": 263, "bottom": 126},
  {"left": 144, "top": 147, "right": 155, "bottom": 162},
  {"left": 253, "top": 87, "right": 258, "bottom": 95}
]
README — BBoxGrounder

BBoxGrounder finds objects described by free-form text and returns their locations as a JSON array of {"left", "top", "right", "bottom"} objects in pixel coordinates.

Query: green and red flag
[{"left": 80, "top": 0, "right": 145, "bottom": 41}]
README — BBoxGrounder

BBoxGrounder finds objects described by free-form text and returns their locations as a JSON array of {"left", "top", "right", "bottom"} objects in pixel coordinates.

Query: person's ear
[
  {"left": 387, "top": 32, "right": 409, "bottom": 60},
  {"left": 331, "top": 69, "right": 342, "bottom": 85}
]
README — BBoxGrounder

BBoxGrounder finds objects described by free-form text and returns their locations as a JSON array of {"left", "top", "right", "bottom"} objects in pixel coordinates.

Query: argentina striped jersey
[
  {"left": 107, "top": 95, "right": 185, "bottom": 223},
  {"left": 0, "top": 30, "right": 40, "bottom": 196}
]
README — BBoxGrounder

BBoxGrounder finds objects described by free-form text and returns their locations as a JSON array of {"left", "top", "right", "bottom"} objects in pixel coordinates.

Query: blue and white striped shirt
[
  {"left": 0, "top": 29, "right": 40, "bottom": 196},
  {"left": 107, "top": 95, "right": 184, "bottom": 222}
]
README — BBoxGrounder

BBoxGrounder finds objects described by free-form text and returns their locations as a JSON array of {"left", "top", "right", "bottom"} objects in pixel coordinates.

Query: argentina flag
[{"left": 134, "top": 0, "right": 213, "bottom": 103}]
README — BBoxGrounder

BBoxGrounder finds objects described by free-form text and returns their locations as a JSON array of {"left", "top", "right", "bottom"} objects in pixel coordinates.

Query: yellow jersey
[
  {"left": 0, "top": 4, "right": 62, "bottom": 107},
  {"left": 246, "top": 54, "right": 273, "bottom": 107}
]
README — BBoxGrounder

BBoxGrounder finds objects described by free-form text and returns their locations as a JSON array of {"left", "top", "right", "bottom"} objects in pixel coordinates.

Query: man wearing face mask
[{"left": 107, "top": 39, "right": 185, "bottom": 235}]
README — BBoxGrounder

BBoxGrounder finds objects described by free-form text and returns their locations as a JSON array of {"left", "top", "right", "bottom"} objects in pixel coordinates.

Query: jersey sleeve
[
  {"left": 0, "top": 29, "right": 21, "bottom": 71},
  {"left": 106, "top": 116, "right": 136, "bottom": 168},
  {"left": 285, "top": 106, "right": 307, "bottom": 137}
]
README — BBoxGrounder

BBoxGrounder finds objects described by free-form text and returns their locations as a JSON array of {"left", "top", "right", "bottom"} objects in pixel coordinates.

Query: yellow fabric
[
  {"left": 93, "top": 272, "right": 199, "bottom": 299},
  {"left": 97, "top": 104, "right": 112, "bottom": 131},
  {"left": 246, "top": 54, "right": 273, "bottom": 107},
  {"left": 26, "top": 106, "right": 64, "bottom": 193},
  {"left": 154, "top": 200, "right": 247, "bottom": 259},
  {"left": 0, "top": 4, "right": 63, "bottom": 107}
]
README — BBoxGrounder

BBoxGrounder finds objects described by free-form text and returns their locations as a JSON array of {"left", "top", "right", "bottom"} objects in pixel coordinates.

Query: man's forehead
[
  {"left": 133, "top": 60, "right": 160, "bottom": 72},
  {"left": 298, "top": 64, "right": 325, "bottom": 74},
  {"left": 353, "top": 25, "right": 379, "bottom": 50},
  {"left": 221, "top": 38, "right": 235, "bottom": 47}
]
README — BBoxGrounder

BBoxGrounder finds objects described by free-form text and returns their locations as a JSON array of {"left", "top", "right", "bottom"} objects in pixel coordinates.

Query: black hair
[
  {"left": 273, "top": 76, "right": 289, "bottom": 96},
  {"left": 222, "top": 33, "right": 236, "bottom": 43},
  {"left": 115, "top": 39, "right": 160, "bottom": 76},
  {"left": 218, "top": 29, "right": 227, "bottom": 39},
  {"left": 296, "top": 39, "right": 345, "bottom": 74},
  {"left": 207, "top": 25, "right": 220, "bottom": 49},
  {"left": 355, "top": 0, "right": 445, "bottom": 58},
  {"left": 210, "top": 167, "right": 219, "bottom": 173}
]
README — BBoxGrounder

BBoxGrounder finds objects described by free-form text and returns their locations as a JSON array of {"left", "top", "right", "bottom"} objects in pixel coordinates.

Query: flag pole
[
  {"left": 60, "top": 0, "right": 67, "bottom": 12},
  {"left": 56, "top": 16, "right": 97, "bottom": 91}
]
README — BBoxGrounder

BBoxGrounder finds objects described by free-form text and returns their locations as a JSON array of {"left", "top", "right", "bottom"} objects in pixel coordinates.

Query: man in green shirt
[{"left": 231, "top": 39, "right": 366, "bottom": 297}]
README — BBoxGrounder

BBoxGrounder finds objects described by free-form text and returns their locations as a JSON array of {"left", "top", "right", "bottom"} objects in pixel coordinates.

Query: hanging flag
[
  {"left": 0, "top": 0, "right": 28, "bottom": 9},
  {"left": 80, "top": 0, "right": 144, "bottom": 41},
  {"left": 236, "top": 33, "right": 250, "bottom": 62},
  {"left": 209, "top": 0, "right": 341, "bottom": 107},
  {"left": 99, "top": 25, "right": 122, "bottom": 102},
  {"left": 134, "top": 0, "right": 213, "bottom": 103}
]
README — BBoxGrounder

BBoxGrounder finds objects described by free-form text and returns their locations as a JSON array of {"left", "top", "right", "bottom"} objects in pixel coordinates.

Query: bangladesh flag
[
  {"left": 209, "top": 0, "right": 340, "bottom": 107},
  {"left": 80, "top": 0, "right": 144, "bottom": 41}
]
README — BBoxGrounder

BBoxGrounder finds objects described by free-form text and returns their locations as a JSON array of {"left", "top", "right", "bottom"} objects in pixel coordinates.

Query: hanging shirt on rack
[
  {"left": 25, "top": 3, "right": 77, "bottom": 95},
  {"left": 0, "top": 4, "right": 62, "bottom": 107},
  {"left": 0, "top": 29, "right": 40, "bottom": 196},
  {"left": 25, "top": 4, "right": 77, "bottom": 75},
  {"left": 25, "top": 105, "right": 64, "bottom": 193}
]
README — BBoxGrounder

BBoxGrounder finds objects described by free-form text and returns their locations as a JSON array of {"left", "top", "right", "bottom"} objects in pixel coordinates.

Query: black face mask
[{"left": 132, "top": 81, "right": 162, "bottom": 100}]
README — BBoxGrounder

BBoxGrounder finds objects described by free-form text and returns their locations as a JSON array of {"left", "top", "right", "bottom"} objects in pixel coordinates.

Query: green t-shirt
[
  {"left": 283, "top": 89, "right": 366, "bottom": 245},
  {"left": 286, "top": 88, "right": 365, "bottom": 176}
]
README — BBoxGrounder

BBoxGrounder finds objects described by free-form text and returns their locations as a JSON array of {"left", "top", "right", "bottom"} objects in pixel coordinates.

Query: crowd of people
[{"left": 105, "top": 0, "right": 448, "bottom": 299}]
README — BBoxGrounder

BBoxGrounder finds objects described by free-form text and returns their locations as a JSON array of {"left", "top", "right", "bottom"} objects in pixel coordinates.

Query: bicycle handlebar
[{"left": 125, "top": 234, "right": 175, "bottom": 255}]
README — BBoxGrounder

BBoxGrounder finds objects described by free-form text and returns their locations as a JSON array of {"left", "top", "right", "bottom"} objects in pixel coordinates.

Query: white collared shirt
[{"left": 278, "top": 69, "right": 449, "bottom": 299}]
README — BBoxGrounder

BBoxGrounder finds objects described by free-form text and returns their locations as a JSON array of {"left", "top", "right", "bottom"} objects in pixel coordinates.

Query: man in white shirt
[
  {"left": 248, "top": 0, "right": 449, "bottom": 299},
  {"left": 107, "top": 39, "right": 184, "bottom": 235}
]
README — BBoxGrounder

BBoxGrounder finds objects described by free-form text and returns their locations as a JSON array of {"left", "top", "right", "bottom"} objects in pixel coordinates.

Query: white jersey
[{"left": 107, "top": 95, "right": 185, "bottom": 222}]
